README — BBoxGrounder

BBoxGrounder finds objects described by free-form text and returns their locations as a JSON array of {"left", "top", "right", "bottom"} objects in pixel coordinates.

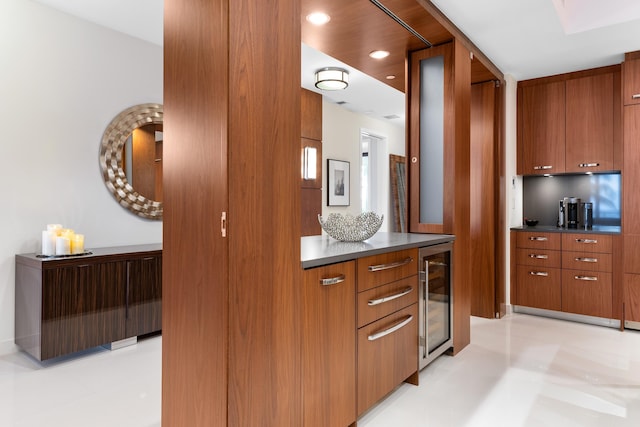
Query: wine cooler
[{"left": 418, "top": 242, "right": 454, "bottom": 370}]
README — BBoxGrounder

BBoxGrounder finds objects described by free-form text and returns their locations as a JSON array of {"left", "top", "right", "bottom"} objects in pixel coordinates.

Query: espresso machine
[
  {"left": 566, "top": 197, "right": 580, "bottom": 228},
  {"left": 558, "top": 197, "right": 593, "bottom": 229}
]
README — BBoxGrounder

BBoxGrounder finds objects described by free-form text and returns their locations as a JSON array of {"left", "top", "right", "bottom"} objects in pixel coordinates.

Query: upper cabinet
[
  {"left": 623, "top": 52, "right": 640, "bottom": 106},
  {"left": 517, "top": 66, "right": 621, "bottom": 175}
]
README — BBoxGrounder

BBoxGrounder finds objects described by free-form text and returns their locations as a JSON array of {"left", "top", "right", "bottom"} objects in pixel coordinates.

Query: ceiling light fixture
[
  {"left": 369, "top": 50, "right": 390, "bottom": 59},
  {"left": 306, "top": 12, "right": 331, "bottom": 26},
  {"left": 315, "top": 67, "right": 349, "bottom": 90}
]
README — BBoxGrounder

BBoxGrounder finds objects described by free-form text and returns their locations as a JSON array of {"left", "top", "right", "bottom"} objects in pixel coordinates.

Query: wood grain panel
[
  {"left": 303, "top": 262, "right": 356, "bottom": 427},
  {"left": 561, "top": 270, "right": 612, "bottom": 318},
  {"left": 623, "top": 234, "right": 640, "bottom": 274},
  {"left": 517, "top": 81, "right": 566, "bottom": 175},
  {"left": 624, "top": 273, "right": 640, "bottom": 322},
  {"left": 623, "top": 54, "right": 640, "bottom": 106},
  {"left": 516, "top": 248, "right": 561, "bottom": 269},
  {"left": 162, "top": 0, "right": 229, "bottom": 424},
  {"left": 470, "top": 81, "right": 496, "bottom": 319},
  {"left": 125, "top": 256, "right": 162, "bottom": 337},
  {"left": 561, "top": 233, "right": 612, "bottom": 253},
  {"left": 624, "top": 105, "right": 640, "bottom": 235},
  {"left": 565, "top": 73, "right": 614, "bottom": 172},
  {"left": 357, "top": 276, "right": 418, "bottom": 328},
  {"left": 516, "top": 231, "right": 561, "bottom": 251},
  {"left": 357, "top": 248, "right": 418, "bottom": 291},
  {"left": 301, "top": 88, "right": 322, "bottom": 141},
  {"left": 357, "top": 304, "right": 418, "bottom": 416},
  {"left": 562, "top": 251, "right": 612, "bottom": 272},
  {"left": 516, "top": 265, "right": 562, "bottom": 311},
  {"left": 227, "top": 0, "right": 302, "bottom": 426},
  {"left": 612, "top": 234, "right": 624, "bottom": 322},
  {"left": 301, "top": 188, "right": 322, "bottom": 236}
]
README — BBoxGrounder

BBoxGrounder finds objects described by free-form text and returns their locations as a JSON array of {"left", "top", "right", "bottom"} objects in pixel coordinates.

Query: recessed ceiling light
[
  {"left": 306, "top": 12, "right": 331, "bottom": 26},
  {"left": 385, "top": 75, "right": 396, "bottom": 80},
  {"left": 369, "top": 50, "right": 390, "bottom": 59}
]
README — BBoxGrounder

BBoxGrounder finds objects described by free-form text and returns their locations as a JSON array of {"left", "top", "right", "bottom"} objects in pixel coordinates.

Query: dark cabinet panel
[{"left": 126, "top": 256, "right": 162, "bottom": 337}]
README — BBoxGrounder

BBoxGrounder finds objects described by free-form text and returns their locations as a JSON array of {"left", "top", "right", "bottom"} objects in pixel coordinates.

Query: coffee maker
[{"left": 566, "top": 197, "right": 581, "bottom": 229}]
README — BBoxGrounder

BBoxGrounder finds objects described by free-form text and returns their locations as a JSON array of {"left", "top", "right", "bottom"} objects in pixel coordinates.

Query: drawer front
[
  {"left": 357, "top": 276, "right": 418, "bottom": 328},
  {"left": 516, "top": 265, "right": 561, "bottom": 311},
  {"left": 357, "top": 248, "right": 418, "bottom": 292},
  {"left": 561, "top": 233, "right": 612, "bottom": 253},
  {"left": 562, "top": 251, "right": 612, "bottom": 272},
  {"left": 357, "top": 304, "right": 417, "bottom": 416},
  {"left": 516, "top": 231, "right": 561, "bottom": 250},
  {"left": 561, "top": 270, "right": 612, "bottom": 318},
  {"left": 516, "top": 248, "right": 561, "bottom": 268}
]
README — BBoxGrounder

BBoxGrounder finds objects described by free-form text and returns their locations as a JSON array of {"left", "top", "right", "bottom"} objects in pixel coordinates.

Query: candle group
[{"left": 41, "top": 224, "right": 85, "bottom": 256}]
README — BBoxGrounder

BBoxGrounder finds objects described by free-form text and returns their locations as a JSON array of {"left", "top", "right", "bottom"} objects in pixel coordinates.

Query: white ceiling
[{"left": 33, "top": 0, "right": 640, "bottom": 122}]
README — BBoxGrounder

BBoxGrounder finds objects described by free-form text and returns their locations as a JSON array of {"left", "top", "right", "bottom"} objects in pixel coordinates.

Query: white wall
[
  {"left": 321, "top": 101, "right": 405, "bottom": 232},
  {"left": 0, "top": 0, "right": 163, "bottom": 353}
]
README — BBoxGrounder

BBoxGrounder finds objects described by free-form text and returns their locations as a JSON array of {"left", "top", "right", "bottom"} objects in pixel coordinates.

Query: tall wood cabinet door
[
  {"left": 517, "top": 81, "right": 566, "bottom": 175},
  {"left": 623, "top": 57, "right": 640, "bottom": 106},
  {"left": 624, "top": 105, "right": 640, "bottom": 235},
  {"left": 302, "top": 261, "right": 356, "bottom": 427},
  {"left": 125, "top": 256, "right": 162, "bottom": 338},
  {"left": 565, "top": 73, "right": 614, "bottom": 172},
  {"left": 624, "top": 274, "right": 640, "bottom": 323},
  {"left": 41, "top": 262, "right": 126, "bottom": 360}
]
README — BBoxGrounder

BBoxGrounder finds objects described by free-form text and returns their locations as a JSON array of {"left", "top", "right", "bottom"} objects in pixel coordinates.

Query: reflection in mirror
[
  {"left": 123, "top": 124, "right": 163, "bottom": 202},
  {"left": 100, "top": 103, "right": 163, "bottom": 220},
  {"left": 390, "top": 154, "right": 407, "bottom": 232}
]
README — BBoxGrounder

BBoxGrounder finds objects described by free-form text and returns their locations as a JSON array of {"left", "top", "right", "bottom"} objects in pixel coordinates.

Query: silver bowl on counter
[{"left": 318, "top": 212, "right": 384, "bottom": 242}]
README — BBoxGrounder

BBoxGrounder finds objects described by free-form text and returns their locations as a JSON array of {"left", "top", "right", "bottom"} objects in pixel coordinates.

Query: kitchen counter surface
[
  {"left": 510, "top": 225, "right": 621, "bottom": 234},
  {"left": 301, "top": 232, "right": 455, "bottom": 269}
]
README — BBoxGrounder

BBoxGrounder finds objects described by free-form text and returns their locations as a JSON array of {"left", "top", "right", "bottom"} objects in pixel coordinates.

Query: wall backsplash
[{"left": 522, "top": 173, "right": 621, "bottom": 227}]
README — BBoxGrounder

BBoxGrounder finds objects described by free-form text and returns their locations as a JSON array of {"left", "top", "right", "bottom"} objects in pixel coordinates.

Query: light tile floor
[{"left": 1, "top": 314, "right": 639, "bottom": 426}]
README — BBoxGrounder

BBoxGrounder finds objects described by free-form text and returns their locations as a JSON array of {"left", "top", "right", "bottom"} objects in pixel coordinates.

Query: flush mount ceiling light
[
  {"left": 315, "top": 67, "right": 349, "bottom": 90},
  {"left": 306, "top": 12, "right": 331, "bottom": 26},
  {"left": 369, "top": 50, "right": 390, "bottom": 59}
]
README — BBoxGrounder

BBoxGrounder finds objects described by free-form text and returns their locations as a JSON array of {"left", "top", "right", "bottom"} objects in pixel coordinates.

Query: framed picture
[{"left": 327, "top": 159, "right": 350, "bottom": 206}]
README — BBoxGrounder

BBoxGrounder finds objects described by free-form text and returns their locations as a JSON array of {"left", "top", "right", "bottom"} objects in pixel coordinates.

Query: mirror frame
[{"left": 99, "top": 103, "right": 163, "bottom": 220}]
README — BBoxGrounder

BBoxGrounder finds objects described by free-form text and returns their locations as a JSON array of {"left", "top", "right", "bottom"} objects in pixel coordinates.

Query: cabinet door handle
[
  {"left": 320, "top": 274, "right": 345, "bottom": 286},
  {"left": 529, "top": 254, "right": 548, "bottom": 259},
  {"left": 574, "top": 275, "right": 598, "bottom": 281},
  {"left": 533, "top": 165, "right": 553, "bottom": 170},
  {"left": 575, "top": 257, "right": 598, "bottom": 263},
  {"left": 575, "top": 238, "right": 597, "bottom": 244},
  {"left": 578, "top": 163, "right": 600, "bottom": 168},
  {"left": 368, "top": 287, "right": 413, "bottom": 306},
  {"left": 367, "top": 315, "right": 413, "bottom": 341},
  {"left": 632, "top": 94, "right": 640, "bottom": 99},
  {"left": 368, "top": 257, "right": 413, "bottom": 272},
  {"left": 529, "top": 271, "right": 549, "bottom": 277},
  {"left": 529, "top": 236, "right": 548, "bottom": 242}
]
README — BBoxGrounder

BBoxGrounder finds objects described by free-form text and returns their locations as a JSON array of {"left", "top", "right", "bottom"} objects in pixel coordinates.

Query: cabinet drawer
[
  {"left": 561, "top": 270, "right": 612, "bottom": 318},
  {"left": 516, "top": 248, "right": 561, "bottom": 268},
  {"left": 516, "top": 232, "right": 561, "bottom": 251},
  {"left": 561, "top": 233, "right": 612, "bottom": 253},
  {"left": 357, "top": 276, "right": 417, "bottom": 328},
  {"left": 516, "top": 265, "right": 561, "bottom": 311},
  {"left": 357, "top": 248, "right": 418, "bottom": 292},
  {"left": 357, "top": 304, "right": 417, "bottom": 416},
  {"left": 562, "top": 251, "right": 612, "bottom": 272}
]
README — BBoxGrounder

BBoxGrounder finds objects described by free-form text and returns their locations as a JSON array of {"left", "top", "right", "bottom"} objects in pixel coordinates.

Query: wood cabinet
[
  {"left": 302, "top": 261, "right": 356, "bottom": 427},
  {"left": 15, "top": 244, "right": 162, "bottom": 361},
  {"left": 512, "top": 231, "right": 615, "bottom": 319},
  {"left": 517, "top": 81, "right": 566, "bottom": 175},
  {"left": 301, "top": 88, "right": 323, "bottom": 236},
  {"left": 517, "top": 66, "right": 621, "bottom": 175},
  {"left": 355, "top": 249, "right": 418, "bottom": 416},
  {"left": 623, "top": 52, "right": 640, "bottom": 106}
]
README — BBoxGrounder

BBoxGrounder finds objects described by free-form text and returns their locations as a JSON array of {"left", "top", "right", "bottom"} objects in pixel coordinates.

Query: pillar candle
[
  {"left": 71, "top": 234, "right": 85, "bottom": 254},
  {"left": 55, "top": 236, "right": 71, "bottom": 255},
  {"left": 41, "top": 230, "right": 56, "bottom": 256},
  {"left": 47, "top": 224, "right": 63, "bottom": 235}
]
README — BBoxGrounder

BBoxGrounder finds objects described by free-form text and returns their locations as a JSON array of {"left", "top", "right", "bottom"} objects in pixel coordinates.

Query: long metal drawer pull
[
  {"left": 367, "top": 315, "right": 413, "bottom": 341},
  {"left": 368, "top": 287, "right": 413, "bottom": 306},
  {"left": 578, "top": 163, "right": 600, "bottom": 168},
  {"left": 575, "top": 257, "right": 598, "bottom": 263},
  {"left": 533, "top": 165, "right": 553, "bottom": 170},
  {"left": 575, "top": 238, "right": 597, "bottom": 244},
  {"left": 574, "top": 275, "right": 598, "bottom": 281},
  {"left": 529, "top": 271, "right": 549, "bottom": 277},
  {"left": 529, "top": 254, "right": 548, "bottom": 259},
  {"left": 368, "top": 257, "right": 413, "bottom": 272},
  {"left": 633, "top": 94, "right": 640, "bottom": 99},
  {"left": 320, "top": 274, "right": 345, "bottom": 286},
  {"left": 529, "top": 236, "right": 548, "bottom": 242}
]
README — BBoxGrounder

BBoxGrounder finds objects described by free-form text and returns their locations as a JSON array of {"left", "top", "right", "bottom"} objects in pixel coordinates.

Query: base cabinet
[{"left": 15, "top": 244, "right": 162, "bottom": 361}]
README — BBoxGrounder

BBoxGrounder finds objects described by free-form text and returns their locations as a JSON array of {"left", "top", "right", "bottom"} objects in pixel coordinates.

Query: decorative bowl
[
  {"left": 525, "top": 219, "right": 539, "bottom": 226},
  {"left": 318, "top": 212, "right": 384, "bottom": 242}
]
